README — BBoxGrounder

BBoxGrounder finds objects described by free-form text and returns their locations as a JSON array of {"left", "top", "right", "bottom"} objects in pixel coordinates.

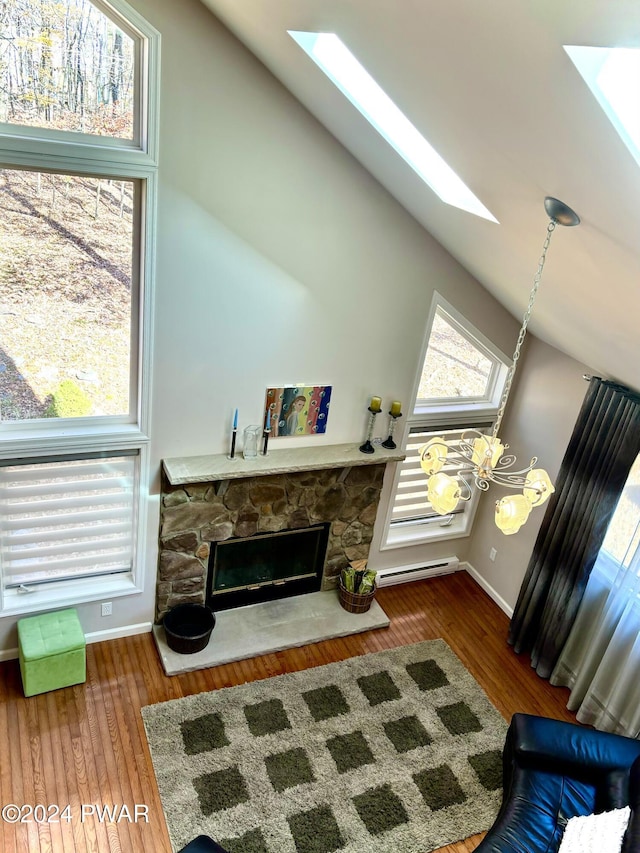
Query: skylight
[
  {"left": 565, "top": 45, "right": 640, "bottom": 166},
  {"left": 288, "top": 31, "right": 498, "bottom": 223}
]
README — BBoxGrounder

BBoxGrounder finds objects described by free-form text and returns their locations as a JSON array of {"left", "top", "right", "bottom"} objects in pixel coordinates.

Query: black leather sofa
[
  {"left": 476, "top": 713, "right": 640, "bottom": 853},
  {"left": 178, "top": 713, "right": 640, "bottom": 853}
]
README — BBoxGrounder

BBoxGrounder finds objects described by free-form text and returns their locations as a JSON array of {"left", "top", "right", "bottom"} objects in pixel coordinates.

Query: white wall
[
  {"left": 143, "top": 0, "right": 527, "bottom": 629},
  {"left": 465, "top": 335, "right": 591, "bottom": 613},
  {"left": 0, "top": 0, "right": 584, "bottom": 651},
  {"left": 147, "top": 0, "right": 522, "bottom": 460}
]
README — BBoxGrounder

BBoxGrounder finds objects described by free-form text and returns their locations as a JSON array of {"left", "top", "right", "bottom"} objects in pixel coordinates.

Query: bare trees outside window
[
  {"left": 0, "top": 168, "right": 135, "bottom": 421},
  {"left": 0, "top": 0, "right": 135, "bottom": 139}
]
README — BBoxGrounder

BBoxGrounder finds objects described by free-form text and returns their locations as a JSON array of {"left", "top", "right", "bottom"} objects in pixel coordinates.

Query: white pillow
[{"left": 558, "top": 806, "right": 630, "bottom": 853}]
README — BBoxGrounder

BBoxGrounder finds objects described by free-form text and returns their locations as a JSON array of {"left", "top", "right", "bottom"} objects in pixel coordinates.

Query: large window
[
  {"left": 0, "top": 0, "right": 158, "bottom": 613},
  {"left": 0, "top": 0, "right": 136, "bottom": 140},
  {"left": 383, "top": 294, "right": 510, "bottom": 547},
  {"left": 0, "top": 169, "right": 137, "bottom": 422}
]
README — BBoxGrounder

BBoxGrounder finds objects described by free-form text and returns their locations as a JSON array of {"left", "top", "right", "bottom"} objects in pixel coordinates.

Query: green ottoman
[{"left": 18, "top": 609, "right": 86, "bottom": 697}]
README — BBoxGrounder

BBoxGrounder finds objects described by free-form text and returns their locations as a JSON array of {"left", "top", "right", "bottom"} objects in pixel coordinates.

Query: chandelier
[{"left": 419, "top": 197, "right": 580, "bottom": 535}]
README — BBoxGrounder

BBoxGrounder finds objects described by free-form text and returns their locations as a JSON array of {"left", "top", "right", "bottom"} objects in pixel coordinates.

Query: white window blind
[
  {"left": 0, "top": 453, "right": 137, "bottom": 589},
  {"left": 391, "top": 425, "right": 490, "bottom": 526}
]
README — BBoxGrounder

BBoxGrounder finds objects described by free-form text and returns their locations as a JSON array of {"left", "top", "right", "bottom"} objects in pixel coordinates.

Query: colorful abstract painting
[{"left": 265, "top": 385, "right": 332, "bottom": 437}]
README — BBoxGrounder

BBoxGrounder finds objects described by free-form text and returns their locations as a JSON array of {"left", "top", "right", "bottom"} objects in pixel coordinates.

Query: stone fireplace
[{"left": 157, "top": 444, "right": 404, "bottom": 622}]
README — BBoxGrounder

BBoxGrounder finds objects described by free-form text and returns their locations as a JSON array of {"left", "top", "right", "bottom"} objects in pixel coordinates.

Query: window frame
[
  {"left": 413, "top": 295, "right": 510, "bottom": 418},
  {"left": 0, "top": 166, "right": 144, "bottom": 434},
  {"left": 0, "top": 0, "right": 159, "bottom": 161},
  {"left": 382, "top": 292, "right": 511, "bottom": 549},
  {"left": 0, "top": 0, "right": 159, "bottom": 614}
]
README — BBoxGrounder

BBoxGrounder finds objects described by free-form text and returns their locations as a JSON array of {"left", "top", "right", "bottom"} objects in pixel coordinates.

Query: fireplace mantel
[{"left": 163, "top": 443, "right": 405, "bottom": 486}]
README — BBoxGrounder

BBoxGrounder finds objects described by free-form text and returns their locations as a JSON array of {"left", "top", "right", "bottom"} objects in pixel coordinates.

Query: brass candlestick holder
[
  {"left": 359, "top": 407, "right": 380, "bottom": 454},
  {"left": 382, "top": 410, "right": 402, "bottom": 449}
]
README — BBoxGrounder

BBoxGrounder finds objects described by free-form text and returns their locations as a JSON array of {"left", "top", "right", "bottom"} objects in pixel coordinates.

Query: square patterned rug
[{"left": 142, "top": 640, "right": 508, "bottom": 853}]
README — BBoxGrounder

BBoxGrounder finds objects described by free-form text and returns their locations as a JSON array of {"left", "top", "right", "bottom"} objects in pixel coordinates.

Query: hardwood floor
[{"left": 0, "top": 572, "right": 576, "bottom": 853}]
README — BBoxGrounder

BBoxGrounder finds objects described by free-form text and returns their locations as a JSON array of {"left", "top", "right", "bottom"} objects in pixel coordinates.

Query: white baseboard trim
[
  {"left": 0, "top": 647, "right": 18, "bottom": 662},
  {"left": 0, "top": 622, "right": 153, "bottom": 663},
  {"left": 85, "top": 622, "right": 153, "bottom": 644},
  {"left": 462, "top": 562, "right": 514, "bottom": 617}
]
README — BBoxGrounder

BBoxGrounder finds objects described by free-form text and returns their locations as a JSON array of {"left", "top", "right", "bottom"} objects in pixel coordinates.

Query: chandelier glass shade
[{"left": 419, "top": 197, "right": 580, "bottom": 535}]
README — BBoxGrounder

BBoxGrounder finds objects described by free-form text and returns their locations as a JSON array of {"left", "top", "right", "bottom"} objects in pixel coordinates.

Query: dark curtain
[{"left": 508, "top": 377, "right": 640, "bottom": 678}]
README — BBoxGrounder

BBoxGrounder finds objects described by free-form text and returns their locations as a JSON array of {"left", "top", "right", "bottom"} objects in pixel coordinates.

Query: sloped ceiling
[{"left": 199, "top": 0, "right": 640, "bottom": 391}]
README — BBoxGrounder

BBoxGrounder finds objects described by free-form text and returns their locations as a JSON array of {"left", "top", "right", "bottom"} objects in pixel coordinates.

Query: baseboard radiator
[{"left": 376, "top": 557, "right": 460, "bottom": 587}]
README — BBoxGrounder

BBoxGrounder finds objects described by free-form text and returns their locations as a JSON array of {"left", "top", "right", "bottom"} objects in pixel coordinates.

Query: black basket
[{"left": 163, "top": 603, "right": 216, "bottom": 654}]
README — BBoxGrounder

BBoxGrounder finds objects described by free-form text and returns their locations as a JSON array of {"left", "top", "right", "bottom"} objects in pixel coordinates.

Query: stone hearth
[{"left": 157, "top": 463, "right": 387, "bottom": 622}]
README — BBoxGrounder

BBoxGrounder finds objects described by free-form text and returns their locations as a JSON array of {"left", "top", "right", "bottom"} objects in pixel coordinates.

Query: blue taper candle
[{"left": 229, "top": 408, "right": 238, "bottom": 459}]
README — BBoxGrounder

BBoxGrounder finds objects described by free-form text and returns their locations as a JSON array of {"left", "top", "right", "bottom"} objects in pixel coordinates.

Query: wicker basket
[{"left": 338, "top": 580, "right": 376, "bottom": 614}]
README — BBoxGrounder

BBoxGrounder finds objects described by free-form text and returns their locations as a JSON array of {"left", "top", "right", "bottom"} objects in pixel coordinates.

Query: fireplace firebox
[{"left": 207, "top": 523, "right": 330, "bottom": 611}]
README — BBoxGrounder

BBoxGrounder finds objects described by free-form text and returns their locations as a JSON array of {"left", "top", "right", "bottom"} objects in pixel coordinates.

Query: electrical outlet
[
  {"left": 101, "top": 601, "right": 112, "bottom": 617},
  {"left": 489, "top": 547, "right": 497, "bottom": 562}
]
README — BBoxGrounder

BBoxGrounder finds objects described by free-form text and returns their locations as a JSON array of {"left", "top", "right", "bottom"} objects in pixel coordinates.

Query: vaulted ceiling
[{"left": 199, "top": 0, "right": 640, "bottom": 391}]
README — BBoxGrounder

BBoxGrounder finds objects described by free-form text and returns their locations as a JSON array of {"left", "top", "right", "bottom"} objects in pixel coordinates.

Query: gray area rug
[{"left": 142, "top": 640, "right": 508, "bottom": 853}]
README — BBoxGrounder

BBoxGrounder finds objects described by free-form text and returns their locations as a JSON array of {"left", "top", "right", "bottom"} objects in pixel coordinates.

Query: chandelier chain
[{"left": 492, "top": 220, "right": 556, "bottom": 438}]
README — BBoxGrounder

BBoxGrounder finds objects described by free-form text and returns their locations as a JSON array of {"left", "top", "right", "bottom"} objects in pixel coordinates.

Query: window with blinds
[
  {"left": 390, "top": 425, "right": 489, "bottom": 528},
  {"left": 383, "top": 293, "right": 510, "bottom": 549},
  {"left": 0, "top": 0, "right": 157, "bottom": 614},
  {"left": 0, "top": 453, "right": 138, "bottom": 590}
]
